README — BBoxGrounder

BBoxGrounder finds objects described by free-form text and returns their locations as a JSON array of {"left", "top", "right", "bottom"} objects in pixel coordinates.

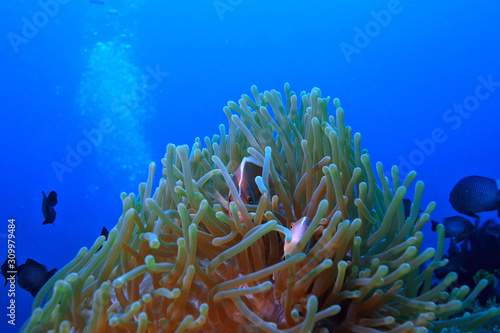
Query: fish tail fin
[
  {"left": 47, "top": 268, "right": 57, "bottom": 278},
  {"left": 47, "top": 191, "right": 57, "bottom": 206}
]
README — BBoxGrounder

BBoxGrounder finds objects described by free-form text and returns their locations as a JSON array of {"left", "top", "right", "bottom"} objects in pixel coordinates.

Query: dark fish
[
  {"left": 403, "top": 199, "right": 412, "bottom": 218},
  {"left": 41, "top": 191, "right": 57, "bottom": 226},
  {"left": 403, "top": 198, "right": 423, "bottom": 219},
  {"left": 1, "top": 258, "right": 16, "bottom": 287},
  {"left": 96, "top": 227, "right": 109, "bottom": 252},
  {"left": 449, "top": 176, "right": 500, "bottom": 217},
  {"left": 431, "top": 216, "right": 474, "bottom": 242},
  {"left": 434, "top": 251, "right": 475, "bottom": 279},
  {"left": 17, "top": 259, "right": 56, "bottom": 297},
  {"left": 229, "top": 156, "right": 263, "bottom": 209},
  {"left": 476, "top": 219, "right": 500, "bottom": 255},
  {"left": 101, "top": 226, "right": 109, "bottom": 238}
]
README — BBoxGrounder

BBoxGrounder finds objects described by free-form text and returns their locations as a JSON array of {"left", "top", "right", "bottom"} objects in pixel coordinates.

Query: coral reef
[{"left": 21, "top": 85, "right": 500, "bottom": 332}]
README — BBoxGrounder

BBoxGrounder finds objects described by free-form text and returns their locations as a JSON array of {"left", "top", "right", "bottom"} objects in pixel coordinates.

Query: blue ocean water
[{"left": 1, "top": 0, "right": 499, "bottom": 331}]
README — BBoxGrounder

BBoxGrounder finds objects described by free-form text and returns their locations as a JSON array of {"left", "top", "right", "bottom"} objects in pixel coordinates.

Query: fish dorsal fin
[
  {"left": 26, "top": 259, "right": 45, "bottom": 270},
  {"left": 245, "top": 155, "right": 263, "bottom": 167},
  {"left": 47, "top": 191, "right": 57, "bottom": 206},
  {"left": 25, "top": 258, "right": 38, "bottom": 265}
]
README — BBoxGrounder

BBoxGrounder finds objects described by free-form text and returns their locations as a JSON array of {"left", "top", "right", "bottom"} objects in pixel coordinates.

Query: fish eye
[{"left": 247, "top": 196, "right": 254, "bottom": 205}]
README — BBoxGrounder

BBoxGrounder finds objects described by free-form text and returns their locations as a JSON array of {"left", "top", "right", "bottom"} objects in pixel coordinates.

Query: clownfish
[
  {"left": 283, "top": 216, "right": 310, "bottom": 257},
  {"left": 228, "top": 156, "right": 264, "bottom": 221},
  {"left": 229, "top": 156, "right": 263, "bottom": 206}
]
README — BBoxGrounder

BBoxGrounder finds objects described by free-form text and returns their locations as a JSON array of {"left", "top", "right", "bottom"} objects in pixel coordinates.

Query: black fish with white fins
[
  {"left": 42, "top": 191, "right": 57, "bottom": 226},
  {"left": 449, "top": 176, "right": 500, "bottom": 217},
  {"left": 431, "top": 216, "right": 474, "bottom": 242},
  {"left": 17, "top": 259, "right": 56, "bottom": 297}
]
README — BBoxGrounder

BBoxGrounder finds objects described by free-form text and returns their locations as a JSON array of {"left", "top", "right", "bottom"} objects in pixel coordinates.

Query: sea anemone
[{"left": 21, "top": 84, "right": 499, "bottom": 332}]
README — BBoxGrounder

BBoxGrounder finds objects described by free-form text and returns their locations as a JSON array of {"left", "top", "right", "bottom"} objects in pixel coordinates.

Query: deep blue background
[{"left": 1, "top": 1, "right": 499, "bottom": 331}]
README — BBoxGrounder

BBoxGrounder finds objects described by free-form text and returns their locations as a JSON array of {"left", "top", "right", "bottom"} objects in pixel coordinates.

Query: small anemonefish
[
  {"left": 228, "top": 156, "right": 264, "bottom": 220},
  {"left": 283, "top": 216, "right": 310, "bottom": 256}
]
